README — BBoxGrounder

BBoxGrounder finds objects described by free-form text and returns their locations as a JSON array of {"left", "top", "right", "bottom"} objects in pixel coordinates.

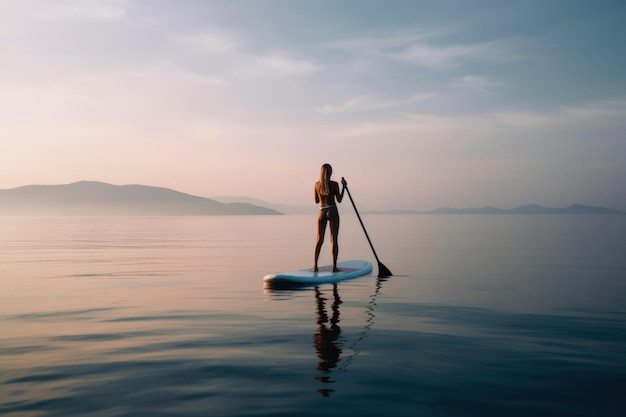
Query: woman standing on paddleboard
[{"left": 314, "top": 163, "right": 347, "bottom": 272}]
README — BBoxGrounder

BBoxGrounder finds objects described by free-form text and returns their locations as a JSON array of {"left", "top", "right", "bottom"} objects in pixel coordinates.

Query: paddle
[{"left": 342, "top": 177, "right": 392, "bottom": 278}]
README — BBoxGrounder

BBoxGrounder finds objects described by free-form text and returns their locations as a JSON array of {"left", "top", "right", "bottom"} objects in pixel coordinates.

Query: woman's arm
[
  {"left": 334, "top": 180, "right": 346, "bottom": 203},
  {"left": 314, "top": 182, "right": 320, "bottom": 204}
]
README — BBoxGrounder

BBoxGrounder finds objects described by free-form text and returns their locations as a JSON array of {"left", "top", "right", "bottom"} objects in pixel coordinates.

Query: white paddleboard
[{"left": 264, "top": 260, "right": 372, "bottom": 285}]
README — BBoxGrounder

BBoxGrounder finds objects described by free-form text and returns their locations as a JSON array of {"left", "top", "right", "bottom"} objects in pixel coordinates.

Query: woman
[{"left": 313, "top": 163, "right": 346, "bottom": 272}]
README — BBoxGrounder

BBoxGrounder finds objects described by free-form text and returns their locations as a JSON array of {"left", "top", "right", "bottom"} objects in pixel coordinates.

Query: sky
[{"left": 1, "top": 0, "right": 625, "bottom": 211}]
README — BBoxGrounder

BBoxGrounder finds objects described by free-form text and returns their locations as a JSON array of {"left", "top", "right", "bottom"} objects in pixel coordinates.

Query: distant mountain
[
  {"left": 373, "top": 204, "right": 623, "bottom": 215},
  {"left": 208, "top": 196, "right": 624, "bottom": 215},
  {"left": 211, "top": 196, "right": 318, "bottom": 215},
  {"left": 0, "top": 181, "right": 282, "bottom": 216}
]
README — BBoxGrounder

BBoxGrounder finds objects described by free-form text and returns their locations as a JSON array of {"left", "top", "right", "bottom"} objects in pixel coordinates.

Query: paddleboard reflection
[
  {"left": 264, "top": 278, "right": 388, "bottom": 397},
  {"left": 313, "top": 285, "right": 342, "bottom": 396}
]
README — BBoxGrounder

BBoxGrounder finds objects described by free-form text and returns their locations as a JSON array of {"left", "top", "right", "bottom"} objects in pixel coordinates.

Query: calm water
[{"left": 1, "top": 214, "right": 625, "bottom": 417}]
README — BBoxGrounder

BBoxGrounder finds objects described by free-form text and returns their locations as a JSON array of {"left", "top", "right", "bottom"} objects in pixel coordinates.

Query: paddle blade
[{"left": 377, "top": 262, "right": 392, "bottom": 278}]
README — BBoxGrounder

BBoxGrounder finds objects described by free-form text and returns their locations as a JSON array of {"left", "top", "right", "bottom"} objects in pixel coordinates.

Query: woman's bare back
[{"left": 315, "top": 181, "right": 342, "bottom": 207}]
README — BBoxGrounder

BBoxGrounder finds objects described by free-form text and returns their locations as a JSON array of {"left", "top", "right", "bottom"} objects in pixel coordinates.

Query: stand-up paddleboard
[{"left": 264, "top": 260, "right": 372, "bottom": 285}]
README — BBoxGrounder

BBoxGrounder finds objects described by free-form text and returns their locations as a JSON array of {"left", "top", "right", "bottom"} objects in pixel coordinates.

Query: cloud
[
  {"left": 318, "top": 93, "right": 434, "bottom": 114},
  {"left": 0, "top": 64, "right": 229, "bottom": 133},
  {"left": 326, "top": 31, "right": 526, "bottom": 70},
  {"left": 329, "top": 98, "right": 626, "bottom": 165},
  {"left": 324, "top": 29, "right": 449, "bottom": 53},
  {"left": 172, "top": 29, "right": 245, "bottom": 54},
  {"left": 476, "top": 99, "right": 626, "bottom": 132},
  {"left": 450, "top": 75, "right": 503, "bottom": 91},
  {"left": 315, "top": 96, "right": 626, "bottom": 208},
  {"left": 171, "top": 30, "right": 319, "bottom": 78},
  {"left": 390, "top": 39, "right": 523, "bottom": 69},
  {"left": 254, "top": 52, "right": 320, "bottom": 76},
  {"left": 391, "top": 43, "right": 481, "bottom": 68},
  {"left": 27, "top": 0, "right": 130, "bottom": 21}
]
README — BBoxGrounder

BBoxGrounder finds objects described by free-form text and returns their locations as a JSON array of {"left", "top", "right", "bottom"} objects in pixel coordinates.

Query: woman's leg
[
  {"left": 329, "top": 210, "right": 340, "bottom": 271},
  {"left": 314, "top": 210, "right": 327, "bottom": 272}
]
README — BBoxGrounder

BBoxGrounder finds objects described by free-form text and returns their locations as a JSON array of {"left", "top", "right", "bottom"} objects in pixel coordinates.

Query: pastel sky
[{"left": 1, "top": 0, "right": 625, "bottom": 211}]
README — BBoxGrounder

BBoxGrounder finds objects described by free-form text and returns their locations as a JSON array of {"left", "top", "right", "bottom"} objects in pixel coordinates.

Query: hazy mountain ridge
[
  {"left": 373, "top": 204, "right": 623, "bottom": 215},
  {"left": 0, "top": 181, "right": 281, "bottom": 216},
  {"left": 212, "top": 196, "right": 623, "bottom": 215},
  {"left": 2, "top": 182, "right": 621, "bottom": 216},
  {"left": 211, "top": 196, "right": 318, "bottom": 215}
]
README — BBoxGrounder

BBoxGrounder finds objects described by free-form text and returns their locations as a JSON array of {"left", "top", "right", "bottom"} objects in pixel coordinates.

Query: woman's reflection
[{"left": 313, "top": 284, "right": 342, "bottom": 396}]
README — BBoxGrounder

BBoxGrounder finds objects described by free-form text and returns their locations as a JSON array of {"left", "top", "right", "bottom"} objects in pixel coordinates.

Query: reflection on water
[
  {"left": 265, "top": 277, "right": 389, "bottom": 398},
  {"left": 340, "top": 277, "right": 387, "bottom": 372},
  {"left": 313, "top": 285, "right": 342, "bottom": 396}
]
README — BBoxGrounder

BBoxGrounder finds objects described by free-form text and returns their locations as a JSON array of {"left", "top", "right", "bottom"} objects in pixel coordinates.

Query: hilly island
[
  {"left": 0, "top": 181, "right": 281, "bottom": 216},
  {"left": 373, "top": 204, "right": 623, "bottom": 215},
  {"left": 0, "top": 181, "right": 622, "bottom": 216}
]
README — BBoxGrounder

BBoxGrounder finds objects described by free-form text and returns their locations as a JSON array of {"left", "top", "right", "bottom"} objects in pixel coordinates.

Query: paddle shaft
[{"left": 342, "top": 178, "right": 392, "bottom": 277}]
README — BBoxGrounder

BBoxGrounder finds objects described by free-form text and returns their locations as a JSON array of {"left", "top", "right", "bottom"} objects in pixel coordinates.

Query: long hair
[{"left": 319, "top": 164, "right": 332, "bottom": 196}]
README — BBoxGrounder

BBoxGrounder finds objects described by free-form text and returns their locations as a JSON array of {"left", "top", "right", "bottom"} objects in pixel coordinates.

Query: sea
[{"left": 1, "top": 214, "right": 625, "bottom": 417}]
